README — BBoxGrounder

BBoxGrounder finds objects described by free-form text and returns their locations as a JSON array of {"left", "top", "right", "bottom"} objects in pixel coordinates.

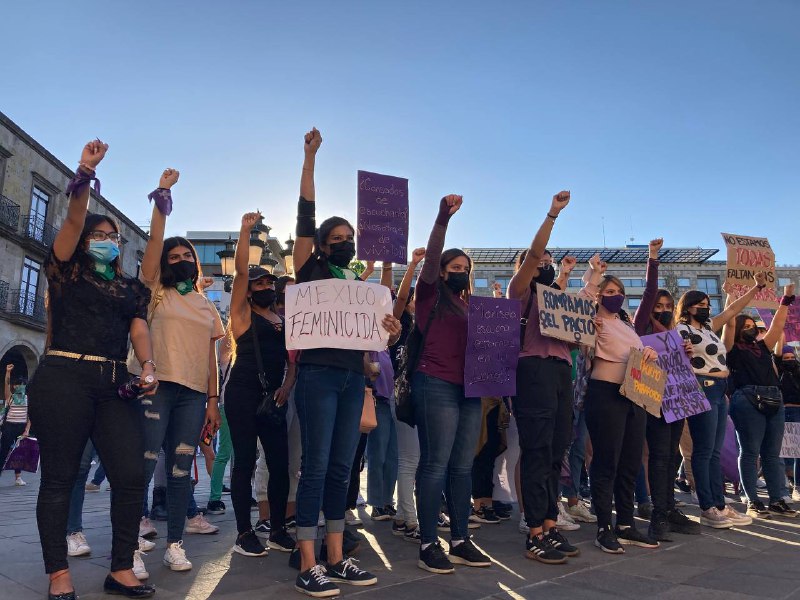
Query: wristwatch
[{"left": 141, "top": 359, "right": 157, "bottom": 370}]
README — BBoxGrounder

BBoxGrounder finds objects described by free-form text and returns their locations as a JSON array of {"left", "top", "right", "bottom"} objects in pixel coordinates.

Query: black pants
[
  {"left": 646, "top": 415, "right": 684, "bottom": 517},
  {"left": 584, "top": 379, "right": 646, "bottom": 530},
  {"left": 515, "top": 357, "right": 573, "bottom": 528},
  {"left": 0, "top": 421, "right": 26, "bottom": 475},
  {"left": 347, "top": 434, "right": 368, "bottom": 510},
  {"left": 27, "top": 357, "right": 144, "bottom": 573},
  {"left": 472, "top": 403, "right": 500, "bottom": 499},
  {"left": 225, "top": 376, "right": 290, "bottom": 534}
]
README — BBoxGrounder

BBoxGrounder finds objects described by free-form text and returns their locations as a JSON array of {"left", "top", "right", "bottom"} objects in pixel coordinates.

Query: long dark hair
[
  {"left": 159, "top": 236, "right": 202, "bottom": 292},
  {"left": 69, "top": 214, "right": 124, "bottom": 279},
  {"left": 437, "top": 248, "right": 472, "bottom": 317},
  {"left": 314, "top": 216, "right": 355, "bottom": 258},
  {"left": 599, "top": 275, "right": 631, "bottom": 324},
  {"left": 733, "top": 314, "right": 757, "bottom": 344},
  {"left": 676, "top": 290, "right": 710, "bottom": 325}
]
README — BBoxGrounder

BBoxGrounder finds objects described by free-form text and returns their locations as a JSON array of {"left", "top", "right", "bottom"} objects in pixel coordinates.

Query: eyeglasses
[{"left": 87, "top": 231, "right": 123, "bottom": 243}]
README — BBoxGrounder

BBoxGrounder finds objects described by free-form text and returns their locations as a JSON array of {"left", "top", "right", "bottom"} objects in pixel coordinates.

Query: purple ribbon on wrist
[
  {"left": 148, "top": 188, "right": 173, "bottom": 216},
  {"left": 66, "top": 169, "right": 101, "bottom": 197}
]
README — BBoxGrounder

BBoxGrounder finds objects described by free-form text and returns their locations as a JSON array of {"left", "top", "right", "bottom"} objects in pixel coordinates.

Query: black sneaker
[
  {"left": 636, "top": 502, "right": 653, "bottom": 520},
  {"left": 384, "top": 505, "right": 398, "bottom": 518},
  {"left": 206, "top": 500, "right": 226, "bottom": 515},
  {"left": 404, "top": 526, "right": 421, "bottom": 543},
  {"left": 418, "top": 541, "right": 455, "bottom": 574},
  {"left": 545, "top": 527, "right": 580, "bottom": 557},
  {"left": 250, "top": 497, "right": 258, "bottom": 511},
  {"left": 392, "top": 521, "right": 407, "bottom": 536},
  {"left": 525, "top": 533, "right": 567, "bottom": 564},
  {"left": 286, "top": 515, "right": 297, "bottom": 532},
  {"left": 222, "top": 485, "right": 231, "bottom": 494},
  {"left": 746, "top": 501, "right": 772, "bottom": 519},
  {"left": 648, "top": 514, "right": 673, "bottom": 542},
  {"left": 448, "top": 536, "right": 491, "bottom": 567},
  {"left": 295, "top": 564, "right": 340, "bottom": 598},
  {"left": 595, "top": 525, "right": 624, "bottom": 554},
  {"left": 268, "top": 528, "right": 296, "bottom": 552},
  {"left": 289, "top": 547, "right": 301, "bottom": 571},
  {"left": 674, "top": 478, "right": 691, "bottom": 494},
  {"left": 493, "top": 505, "right": 512, "bottom": 520},
  {"left": 469, "top": 505, "right": 501, "bottom": 524},
  {"left": 371, "top": 507, "right": 392, "bottom": 521},
  {"left": 615, "top": 525, "right": 659, "bottom": 548},
  {"left": 233, "top": 530, "right": 268, "bottom": 557},
  {"left": 667, "top": 509, "right": 701, "bottom": 535},
  {"left": 768, "top": 499, "right": 799, "bottom": 517},
  {"left": 437, "top": 513, "right": 451, "bottom": 531},
  {"left": 325, "top": 557, "right": 378, "bottom": 586},
  {"left": 254, "top": 519, "right": 271, "bottom": 538}
]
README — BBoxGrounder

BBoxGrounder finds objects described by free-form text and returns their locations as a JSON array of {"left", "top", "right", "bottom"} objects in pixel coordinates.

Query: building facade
[{"left": 0, "top": 111, "right": 148, "bottom": 381}]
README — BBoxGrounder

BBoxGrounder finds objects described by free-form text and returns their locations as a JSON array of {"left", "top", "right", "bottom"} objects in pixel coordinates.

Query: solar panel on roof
[{"left": 464, "top": 247, "right": 719, "bottom": 264}]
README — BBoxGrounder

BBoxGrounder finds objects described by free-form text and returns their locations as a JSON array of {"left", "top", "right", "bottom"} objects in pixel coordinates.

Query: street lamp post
[
  {"left": 282, "top": 235, "right": 295, "bottom": 277},
  {"left": 216, "top": 237, "right": 236, "bottom": 293}
]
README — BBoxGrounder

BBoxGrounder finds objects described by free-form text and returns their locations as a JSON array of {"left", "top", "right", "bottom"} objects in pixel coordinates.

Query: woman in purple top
[{"left": 412, "top": 195, "right": 492, "bottom": 575}]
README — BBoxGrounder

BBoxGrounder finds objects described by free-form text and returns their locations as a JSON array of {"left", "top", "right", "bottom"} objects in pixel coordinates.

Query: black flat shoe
[
  {"left": 103, "top": 574, "right": 155, "bottom": 597},
  {"left": 48, "top": 592, "right": 76, "bottom": 600}
]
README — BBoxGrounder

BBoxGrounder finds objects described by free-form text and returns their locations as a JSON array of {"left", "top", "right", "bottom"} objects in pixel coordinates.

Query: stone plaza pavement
[{"left": 1, "top": 469, "right": 799, "bottom": 600}]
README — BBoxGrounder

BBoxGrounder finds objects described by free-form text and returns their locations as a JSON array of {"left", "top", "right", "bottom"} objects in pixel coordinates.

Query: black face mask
[
  {"left": 251, "top": 289, "right": 276, "bottom": 308},
  {"left": 276, "top": 292, "right": 286, "bottom": 306},
  {"left": 782, "top": 359, "right": 799, "bottom": 372},
  {"left": 535, "top": 264, "right": 555, "bottom": 287},
  {"left": 169, "top": 259, "right": 197, "bottom": 283},
  {"left": 656, "top": 311, "right": 673, "bottom": 327},
  {"left": 692, "top": 307, "right": 711, "bottom": 324},
  {"left": 444, "top": 271, "right": 469, "bottom": 294},
  {"left": 740, "top": 328, "right": 758, "bottom": 343},
  {"left": 327, "top": 240, "right": 356, "bottom": 268}
]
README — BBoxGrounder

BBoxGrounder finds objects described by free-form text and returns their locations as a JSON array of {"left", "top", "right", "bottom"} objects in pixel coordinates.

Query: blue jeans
[
  {"left": 294, "top": 365, "right": 366, "bottom": 542},
  {"left": 412, "top": 372, "right": 482, "bottom": 545},
  {"left": 687, "top": 377, "right": 728, "bottom": 510},
  {"left": 786, "top": 406, "right": 800, "bottom": 489},
  {"left": 562, "top": 408, "right": 588, "bottom": 498},
  {"left": 635, "top": 464, "right": 650, "bottom": 504},
  {"left": 66, "top": 441, "right": 96, "bottom": 534},
  {"left": 140, "top": 381, "right": 207, "bottom": 542},
  {"left": 366, "top": 398, "right": 398, "bottom": 508},
  {"left": 729, "top": 387, "right": 786, "bottom": 503}
]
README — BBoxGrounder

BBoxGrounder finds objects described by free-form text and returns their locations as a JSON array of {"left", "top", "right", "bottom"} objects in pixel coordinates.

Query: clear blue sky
[{"left": 3, "top": 1, "right": 799, "bottom": 264}]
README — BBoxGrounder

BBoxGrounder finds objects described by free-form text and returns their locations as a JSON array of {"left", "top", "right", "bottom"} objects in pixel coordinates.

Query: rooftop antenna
[
  {"left": 629, "top": 216, "right": 635, "bottom": 244},
  {"left": 602, "top": 217, "right": 606, "bottom": 248}
]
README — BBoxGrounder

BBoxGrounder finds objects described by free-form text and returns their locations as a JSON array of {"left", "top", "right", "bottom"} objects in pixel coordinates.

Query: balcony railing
[
  {"left": 4, "top": 290, "right": 47, "bottom": 324},
  {"left": 0, "top": 280, "right": 8, "bottom": 311},
  {"left": 0, "top": 195, "right": 20, "bottom": 230},
  {"left": 22, "top": 213, "right": 58, "bottom": 249}
]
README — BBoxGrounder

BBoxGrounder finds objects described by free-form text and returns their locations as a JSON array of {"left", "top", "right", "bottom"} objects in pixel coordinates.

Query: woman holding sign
[
  {"left": 675, "top": 273, "right": 766, "bottom": 529},
  {"left": 291, "top": 128, "right": 399, "bottom": 597},
  {"left": 724, "top": 284, "right": 798, "bottom": 518}
]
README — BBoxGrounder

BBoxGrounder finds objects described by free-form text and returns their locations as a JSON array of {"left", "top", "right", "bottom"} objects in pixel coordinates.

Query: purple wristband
[
  {"left": 148, "top": 188, "right": 173, "bottom": 216},
  {"left": 66, "top": 168, "right": 101, "bottom": 197},
  {"left": 780, "top": 295, "right": 796, "bottom": 306}
]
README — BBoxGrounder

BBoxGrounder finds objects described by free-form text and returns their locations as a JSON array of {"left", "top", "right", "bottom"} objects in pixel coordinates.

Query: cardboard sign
[
  {"left": 721, "top": 233, "right": 778, "bottom": 308},
  {"left": 620, "top": 347, "right": 666, "bottom": 417},
  {"left": 356, "top": 170, "right": 409, "bottom": 264},
  {"left": 464, "top": 297, "right": 521, "bottom": 397},
  {"left": 780, "top": 422, "right": 800, "bottom": 458},
  {"left": 756, "top": 306, "right": 800, "bottom": 343},
  {"left": 640, "top": 330, "right": 711, "bottom": 422},
  {"left": 536, "top": 287, "right": 596, "bottom": 346},
  {"left": 284, "top": 279, "right": 392, "bottom": 351}
]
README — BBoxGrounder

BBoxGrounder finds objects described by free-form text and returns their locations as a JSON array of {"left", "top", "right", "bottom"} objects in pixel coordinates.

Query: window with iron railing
[
  {"left": 22, "top": 213, "right": 58, "bottom": 248},
  {"left": 0, "top": 195, "right": 20, "bottom": 230}
]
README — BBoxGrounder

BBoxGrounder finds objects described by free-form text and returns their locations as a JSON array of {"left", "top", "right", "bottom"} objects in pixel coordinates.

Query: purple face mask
[{"left": 601, "top": 294, "right": 625, "bottom": 314}]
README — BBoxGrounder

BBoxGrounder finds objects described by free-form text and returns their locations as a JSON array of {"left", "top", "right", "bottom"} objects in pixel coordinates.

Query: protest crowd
[{"left": 4, "top": 129, "right": 799, "bottom": 600}]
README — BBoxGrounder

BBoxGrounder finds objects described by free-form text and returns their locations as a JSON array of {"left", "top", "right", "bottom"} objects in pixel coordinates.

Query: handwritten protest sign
[
  {"left": 780, "top": 422, "right": 800, "bottom": 458},
  {"left": 640, "top": 330, "right": 710, "bottom": 422},
  {"left": 620, "top": 348, "right": 666, "bottom": 417},
  {"left": 536, "top": 287, "right": 596, "bottom": 346},
  {"left": 756, "top": 306, "right": 800, "bottom": 343},
  {"left": 721, "top": 233, "right": 777, "bottom": 308},
  {"left": 284, "top": 279, "right": 392, "bottom": 351},
  {"left": 464, "top": 297, "right": 521, "bottom": 397},
  {"left": 356, "top": 170, "right": 409, "bottom": 264}
]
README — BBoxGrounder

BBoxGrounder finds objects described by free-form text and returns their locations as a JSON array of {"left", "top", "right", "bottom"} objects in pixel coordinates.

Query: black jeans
[
  {"left": 646, "top": 415, "right": 685, "bottom": 517},
  {"left": 27, "top": 357, "right": 144, "bottom": 573},
  {"left": 225, "top": 376, "right": 290, "bottom": 534},
  {"left": 347, "top": 434, "right": 369, "bottom": 510},
  {"left": 515, "top": 357, "right": 573, "bottom": 528},
  {"left": 584, "top": 379, "right": 646, "bottom": 530},
  {"left": 0, "top": 421, "right": 26, "bottom": 475},
  {"left": 472, "top": 403, "right": 500, "bottom": 499}
]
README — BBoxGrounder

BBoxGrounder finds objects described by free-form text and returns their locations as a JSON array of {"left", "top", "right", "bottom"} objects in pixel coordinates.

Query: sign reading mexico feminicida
[{"left": 284, "top": 279, "right": 393, "bottom": 351}]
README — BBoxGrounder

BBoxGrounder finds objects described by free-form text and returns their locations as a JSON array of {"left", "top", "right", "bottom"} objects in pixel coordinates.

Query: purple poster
[
  {"left": 641, "top": 330, "right": 711, "bottom": 423},
  {"left": 356, "top": 170, "right": 409, "bottom": 264},
  {"left": 756, "top": 306, "right": 800, "bottom": 343},
  {"left": 464, "top": 297, "right": 521, "bottom": 397}
]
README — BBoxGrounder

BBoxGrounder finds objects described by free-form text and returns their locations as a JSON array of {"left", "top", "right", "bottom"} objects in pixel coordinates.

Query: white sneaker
[
  {"left": 138, "top": 536, "right": 156, "bottom": 552},
  {"left": 139, "top": 517, "right": 157, "bottom": 539},
  {"left": 700, "top": 507, "right": 733, "bottom": 529},
  {"left": 66, "top": 532, "right": 91, "bottom": 557},
  {"left": 724, "top": 496, "right": 734, "bottom": 504},
  {"left": 793, "top": 488, "right": 800, "bottom": 503},
  {"left": 14, "top": 478, "right": 26, "bottom": 486},
  {"left": 720, "top": 505, "right": 752, "bottom": 526},
  {"left": 566, "top": 502, "right": 597, "bottom": 523},
  {"left": 317, "top": 511, "right": 326, "bottom": 527},
  {"left": 691, "top": 491, "right": 699, "bottom": 504},
  {"left": 756, "top": 477, "right": 767, "bottom": 489},
  {"left": 133, "top": 550, "right": 149, "bottom": 580},
  {"left": 85, "top": 482, "right": 100, "bottom": 492},
  {"left": 557, "top": 503, "right": 580, "bottom": 531},
  {"left": 356, "top": 493, "right": 367, "bottom": 507},
  {"left": 345, "top": 509, "right": 362, "bottom": 526},
  {"left": 185, "top": 514, "right": 219, "bottom": 535},
  {"left": 163, "top": 540, "right": 192, "bottom": 571},
  {"left": 518, "top": 514, "right": 529, "bottom": 535}
]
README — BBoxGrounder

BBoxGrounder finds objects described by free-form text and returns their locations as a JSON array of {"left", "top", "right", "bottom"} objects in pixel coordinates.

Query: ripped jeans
[{"left": 140, "top": 381, "right": 207, "bottom": 542}]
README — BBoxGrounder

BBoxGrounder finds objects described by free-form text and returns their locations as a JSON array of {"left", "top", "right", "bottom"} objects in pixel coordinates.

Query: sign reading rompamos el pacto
[
  {"left": 536, "top": 287, "right": 597, "bottom": 346},
  {"left": 284, "top": 279, "right": 392, "bottom": 351},
  {"left": 721, "top": 233, "right": 777, "bottom": 308}
]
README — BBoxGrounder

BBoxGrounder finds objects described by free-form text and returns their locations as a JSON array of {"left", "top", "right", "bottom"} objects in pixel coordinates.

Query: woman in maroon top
[{"left": 411, "top": 195, "right": 492, "bottom": 575}]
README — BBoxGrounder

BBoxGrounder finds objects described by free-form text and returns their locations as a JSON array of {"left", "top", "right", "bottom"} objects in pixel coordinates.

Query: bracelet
[
  {"left": 547, "top": 213, "right": 558, "bottom": 220},
  {"left": 207, "top": 395, "right": 220, "bottom": 401},
  {"left": 148, "top": 188, "right": 173, "bottom": 217},
  {"left": 757, "top": 284, "right": 767, "bottom": 290},
  {"left": 141, "top": 359, "right": 157, "bottom": 370},
  {"left": 781, "top": 295, "right": 796, "bottom": 306}
]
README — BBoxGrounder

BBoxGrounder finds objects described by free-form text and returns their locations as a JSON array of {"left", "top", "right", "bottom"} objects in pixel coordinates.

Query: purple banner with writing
[
  {"left": 464, "top": 297, "right": 521, "bottom": 397},
  {"left": 356, "top": 170, "right": 409, "bottom": 264},
  {"left": 641, "top": 330, "right": 711, "bottom": 423},
  {"left": 756, "top": 306, "right": 800, "bottom": 343}
]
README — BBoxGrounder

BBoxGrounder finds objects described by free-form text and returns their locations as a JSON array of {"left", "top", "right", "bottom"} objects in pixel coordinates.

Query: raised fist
[
  {"left": 649, "top": 238, "right": 664, "bottom": 259},
  {"left": 411, "top": 247, "right": 426, "bottom": 265},
  {"left": 160, "top": 168, "right": 180, "bottom": 189},
  {"left": 80, "top": 139, "right": 109, "bottom": 170},
  {"left": 241, "top": 212, "right": 262, "bottom": 232},
  {"left": 304, "top": 127, "right": 322, "bottom": 155},
  {"left": 441, "top": 194, "right": 463, "bottom": 216},
  {"left": 5, "top": 364, "right": 12, "bottom": 373},
  {"left": 560, "top": 256, "right": 577, "bottom": 273},
  {"left": 754, "top": 271, "right": 767, "bottom": 287},
  {"left": 550, "top": 191, "right": 570, "bottom": 215}
]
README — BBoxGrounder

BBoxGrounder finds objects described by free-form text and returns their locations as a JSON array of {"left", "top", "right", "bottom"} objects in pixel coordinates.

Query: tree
[{"left": 661, "top": 268, "right": 680, "bottom": 301}]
